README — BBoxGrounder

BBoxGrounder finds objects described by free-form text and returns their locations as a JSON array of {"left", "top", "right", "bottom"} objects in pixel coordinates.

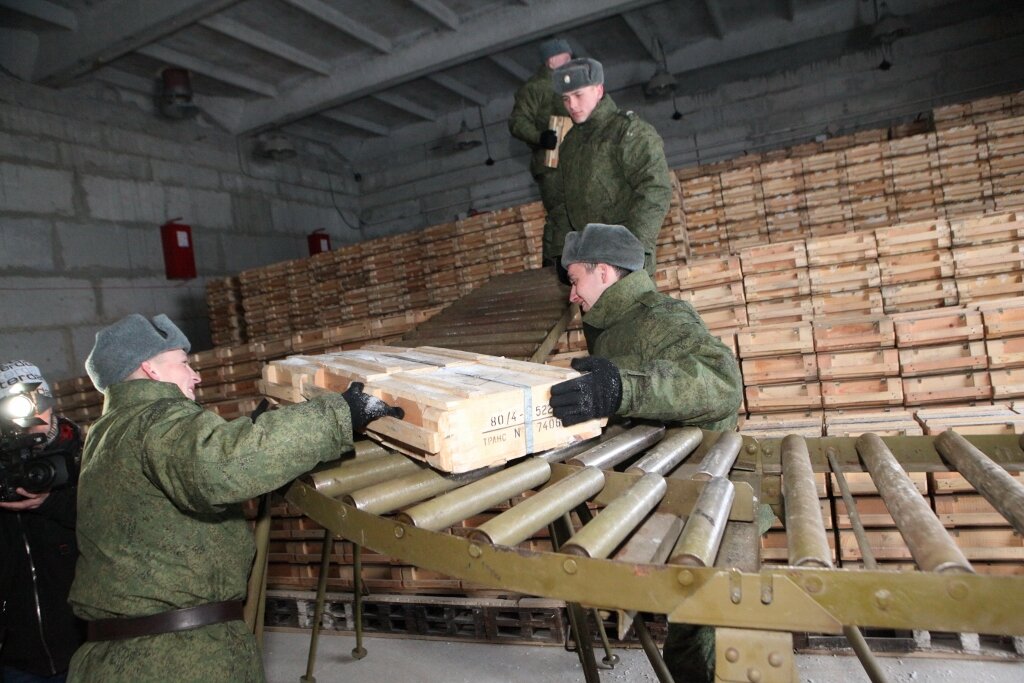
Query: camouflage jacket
[
  {"left": 543, "top": 95, "right": 673, "bottom": 272},
  {"left": 67, "top": 379, "right": 353, "bottom": 682},
  {"left": 583, "top": 270, "right": 742, "bottom": 430},
  {"left": 508, "top": 64, "right": 567, "bottom": 177}
]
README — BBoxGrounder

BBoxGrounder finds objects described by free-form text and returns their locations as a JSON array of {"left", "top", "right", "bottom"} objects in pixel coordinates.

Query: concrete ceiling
[{"left": 0, "top": 0, "right": 1013, "bottom": 163}]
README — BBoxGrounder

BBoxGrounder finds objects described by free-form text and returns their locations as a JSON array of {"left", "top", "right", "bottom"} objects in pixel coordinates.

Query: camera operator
[{"left": 1, "top": 360, "right": 84, "bottom": 683}]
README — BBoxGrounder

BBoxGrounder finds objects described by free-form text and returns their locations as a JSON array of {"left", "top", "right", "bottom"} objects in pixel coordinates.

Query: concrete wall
[
  {"left": 354, "top": 9, "right": 1024, "bottom": 236},
  {"left": 0, "top": 74, "right": 360, "bottom": 381}
]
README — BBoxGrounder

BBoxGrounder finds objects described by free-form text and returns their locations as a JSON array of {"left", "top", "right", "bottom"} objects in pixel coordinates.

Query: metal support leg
[
  {"left": 245, "top": 493, "right": 272, "bottom": 645},
  {"left": 633, "top": 614, "right": 675, "bottom": 683},
  {"left": 551, "top": 516, "right": 602, "bottom": 683},
  {"left": 573, "top": 503, "right": 620, "bottom": 669},
  {"left": 351, "top": 543, "right": 367, "bottom": 659},
  {"left": 300, "top": 529, "right": 334, "bottom": 683}
]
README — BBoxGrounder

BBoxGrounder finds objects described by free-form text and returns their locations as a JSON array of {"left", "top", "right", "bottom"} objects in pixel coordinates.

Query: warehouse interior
[{"left": 3, "top": 0, "right": 1024, "bottom": 681}]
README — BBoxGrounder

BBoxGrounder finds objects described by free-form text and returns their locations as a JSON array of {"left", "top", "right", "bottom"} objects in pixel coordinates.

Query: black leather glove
[
  {"left": 539, "top": 129, "right": 559, "bottom": 150},
  {"left": 342, "top": 382, "right": 405, "bottom": 432},
  {"left": 549, "top": 357, "right": 623, "bottom": 426}
]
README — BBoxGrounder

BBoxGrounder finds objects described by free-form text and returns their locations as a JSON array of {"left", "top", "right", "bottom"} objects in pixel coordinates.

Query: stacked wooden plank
[
  {"left": 979, "top": 297, "right": 1024, "bottom": 401},
  {"left": 893, "top": 308, "right": 990, "bottom": 407},
  {"left": 49, "top": 376, "right": 103, "bottom": 428},
  {"left": 205, "top": 276, "right": 246, "bottom": 346},
  {"left": 876, "top": 218, "right": 957, "bottom": 314},
  {"left": 675, "top": 254, "right": 747, "bottom": 335}
]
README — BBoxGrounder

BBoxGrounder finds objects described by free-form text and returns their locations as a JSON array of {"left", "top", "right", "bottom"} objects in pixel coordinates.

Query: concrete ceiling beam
[
  {"left": 372, "top": 92, "right": 438, "bottom": 121},
  {"left": 199, "top": 15, "right": 331, "bottom": 76},
  {"left": 321, "top": 110, "right": 391, "bottom": 136},
  {"left": 489, "top": 54, "right": 532, "bottom": 81},
  {"left": 0, "top": 0, "right": 77, "bottom": 31},
  {"left": 407, "top": 0, "right": 460, "bottom": 31},
  {"left": 138, "top": 44, "right": 278, "bottom": 97},
  {"left": 238, "top": 0, "right": 660, "bottom": 133},
  {"left": 428, "top": 73, "right": 487, "bottom": 105},
  {"left": 282, "top": 0, "right": 393, "bottom": 53},
  {"left": 32, "top": 0, "right": 240, "bottom": 85},
  {"left": 621, "top": 11, "right": 661, "bottom": 62},
  {"left": 702, "top": 0, "right": 727, "bottom": 39}
]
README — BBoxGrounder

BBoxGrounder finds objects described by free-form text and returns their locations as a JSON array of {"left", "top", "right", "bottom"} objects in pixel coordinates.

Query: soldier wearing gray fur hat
[
  {"left": 543, "top": 57, "right": 672, "bottom": 276},
  {"left": 508, "top": 37, "right": 572, "bottom": 216},
  {"left": 68, "top": 313, "right": 403, "bottom": 682},
  {"left": 549, "top": 223, "right": 747, "bottom": 683}
]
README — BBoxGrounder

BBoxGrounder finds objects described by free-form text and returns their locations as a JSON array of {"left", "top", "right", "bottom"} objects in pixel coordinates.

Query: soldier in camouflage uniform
[
  {"left": 544, "top": 58, "right": 673, "bottom": 276},
  {"left": 508, "top": 38, "right": 572, "bottom": 216},
  {"left": 67, "top": 314, "right": 402, "bottom": 683},
  {"left": 548, "top": 224, "right": 743, "bottom": 683}
]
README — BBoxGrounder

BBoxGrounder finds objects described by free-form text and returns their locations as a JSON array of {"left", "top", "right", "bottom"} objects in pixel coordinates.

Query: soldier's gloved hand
[
  {"left": 539, "top": 129, "right": 559, "bottom": 150},
  {"left": 549, "top": 357, "right": 623, "bottom": 426},
  {"left": 342, "top": 382, "right": 405, "bottom": 431}
]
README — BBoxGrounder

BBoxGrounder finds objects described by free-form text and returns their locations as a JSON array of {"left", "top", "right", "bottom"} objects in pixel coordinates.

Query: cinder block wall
[{"left": 0, "top": 74, "right": 360, "bottom": 381}]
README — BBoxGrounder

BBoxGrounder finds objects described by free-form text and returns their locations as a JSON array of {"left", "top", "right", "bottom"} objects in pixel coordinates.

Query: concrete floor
[{"left": 263, "top": 629, "right": 1024, "bottom": 683}]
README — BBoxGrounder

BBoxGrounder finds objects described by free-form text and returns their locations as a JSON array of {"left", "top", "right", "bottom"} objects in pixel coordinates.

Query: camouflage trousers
[{"left": 67, "top": 621, "right": 263, "bottom": 683}]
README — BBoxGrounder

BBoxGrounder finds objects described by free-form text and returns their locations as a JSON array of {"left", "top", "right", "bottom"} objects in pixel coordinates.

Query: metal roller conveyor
[
  {"left": 282, "top": 429, "right": 1024, "bottom": 683},
  {"left": 782, "top": 435, "right": 833, "bottom": 568},
  {"left": 856, "top": 433, "right": 973, "bottom": 574}
]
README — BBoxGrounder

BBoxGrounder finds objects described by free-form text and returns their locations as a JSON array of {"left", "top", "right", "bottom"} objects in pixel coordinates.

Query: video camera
[{"left": 0, "top": 381, "right": 78, "bottom": 503}]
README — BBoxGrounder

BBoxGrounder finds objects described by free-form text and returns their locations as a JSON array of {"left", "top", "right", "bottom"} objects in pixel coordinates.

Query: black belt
[{"left": 86, "top": 600, "right": 244, "bottom": 641}]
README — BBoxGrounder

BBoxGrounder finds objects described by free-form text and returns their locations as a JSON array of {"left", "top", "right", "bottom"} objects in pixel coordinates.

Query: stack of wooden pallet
[
  {"left": 205, "top": 276, "right": 245, "bottom": 346},
  {"left": 673, "top": 93, "right": 1024, "bottom": 261}
]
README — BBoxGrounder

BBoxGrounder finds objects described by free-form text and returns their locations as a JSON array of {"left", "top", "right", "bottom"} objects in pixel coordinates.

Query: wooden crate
[
  {"left": 957, "top": 272, "right": 1024, "bottom": 304},
  {"left": 919, "top": 414, "right": 1024, "bottom": 435},
  {"left": 741, "top": 353, "right": 818, "bottom": 386},
  {"left": 817, "top": 348, "right": 900, "bottom": 381},
  {"left": 949, "top": 211, "right": 1024, "bottom": 246},
  {"left": 812, "top": 316, "right": 895, "bottom": 352},
  {"left": 821, "top": 377, "right": 904, "bottom": 409},
  {"left": 739, "top": 411, "right": 823, "bottom": 438},
  {"left": 934, "top": 495, "right": 1014, "bottom": 527},
  {"left": 898, "top": 341, "right": 988, "bottom": 377},
  {"left": 811, "top": 289, "right": 884, "bottom": 318},
  {"left": 830, "top": 471, "right": 928, "bottom": 496},
  {"left": 881, "top": 279, "right": 959, "bottom": 313},
  {"left": 986, "top": 336, "right": 1024, "bottom": 368},
  {"left": 696, "top": 305, "right": 749, "bottom": 332},
  {"left": 953, "top": 241, "right": 1024, "bottom": 277},
  {"left": 891, "top": 308, "right": 984, "bottom": 347},
  {"left": 902, "top": 371, "right": 993, "bottom": 406},
  {"left": 762, "top": 529, "right": 837, "bottom": 563},
  {"left": 809, "top": 260, "right": 880, "bottom": 294},
  {"left": 877, "top": 249, "right": 955, "bottom": 286},
  {"left": 677, "top": 255, "right": 742, "bottom": 288},
  {"left": 834, "top": 496, "right": 908, "bottom": 528},
  {"left": 874, "top": 219, "right": 950, "bottom": 255},
  {"left": 743, "top": 268, "right": 811, "bottom": 302},
  {"left": 990, "top": 367, "right": 1024, "bottom": 399},
  {"left": 931, "top": 470, "right": 1024, "bottom": 494},
  {"left": 978, "top": 298, "right": 1024, "bottom": 338},
  {"left": 676, "top": 281, "right": 746, "bottom": 311},
  {"left": 738, "top": 241, "right": 808, "bottom": 274},
  {"left": 745, "top": 296, "right": 815, "bottom": 326},
  {"left": 823, "top": 408, "right": 922, "bottom": 436},
  {"left": 805, "top": 232, "right": 878, "bottom": 266},
  {"left": 263, "top": 346, "right": 604, "bottom": 472},
  {"left": 745, "top": 382, "right": 823, "bottom": 413},
  {"left": 737, "top": 322, "right": 814, "bottom": 358}
]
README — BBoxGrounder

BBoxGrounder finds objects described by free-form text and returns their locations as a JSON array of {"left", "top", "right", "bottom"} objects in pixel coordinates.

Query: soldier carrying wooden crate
[
  {"left": 548, "top": 222, "right": 754, "bottom": 683},
  {"left": 65, "top": 313, "right": 404, "bottom": 682}
]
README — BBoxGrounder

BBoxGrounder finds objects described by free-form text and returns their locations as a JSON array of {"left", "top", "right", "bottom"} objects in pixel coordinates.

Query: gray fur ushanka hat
[
  {"left": 561, "top": 223, "right": 644, "bottom": 272},
  {"left": 85, "top": 314, "right": 191, "bottom": 392},
  {"left": 552, "top": 58, "right": 605, "bottom": 95}
]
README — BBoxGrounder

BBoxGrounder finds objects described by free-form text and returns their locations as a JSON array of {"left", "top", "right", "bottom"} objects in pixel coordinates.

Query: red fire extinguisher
[
  {"left": 307, "top": 229, "right": 332, "bottom": 256},
  {"left": 160, "top": 219, "right": 197, "bottom": 280}
]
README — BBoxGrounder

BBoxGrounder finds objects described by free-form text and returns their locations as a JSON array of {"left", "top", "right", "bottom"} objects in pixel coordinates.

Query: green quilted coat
[
  {"left": 508, "top": 64, "right": 568, "bottom": 178},
  {"left": 67, "top": 380, "right": 354, "bottom": 682},
  {"left": 543, "top": 95, "right": 673, "bottom": 274},
  {"left": 582, "top": 270, "right": 742, "bottom": 429}
]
